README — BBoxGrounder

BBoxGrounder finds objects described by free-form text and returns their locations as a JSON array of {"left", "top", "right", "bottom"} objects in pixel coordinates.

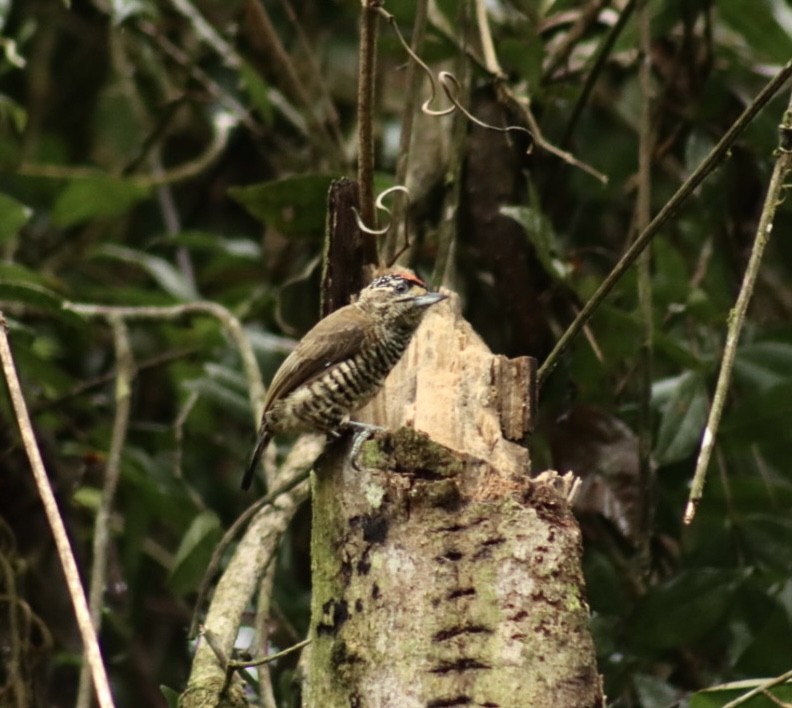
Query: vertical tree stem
[
  {"left": 357, "top": 0, "right": 380, "bottom": 231},
  {"left": 76, "top": 317, "right": 134, "bottom": 708},
  {"left": 685, "top": 94, "right": 792, "bottom": 524},
  {"left": 635, "top": 0, "right": 654, "bottom": 559},
  {"left": 384, "top": 0, "right": 428, "bottom": 264}
]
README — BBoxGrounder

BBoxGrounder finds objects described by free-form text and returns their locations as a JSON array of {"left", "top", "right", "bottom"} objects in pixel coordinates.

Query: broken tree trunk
[{"left": 305, "top": 293, "right": 603, "bottom": 707}]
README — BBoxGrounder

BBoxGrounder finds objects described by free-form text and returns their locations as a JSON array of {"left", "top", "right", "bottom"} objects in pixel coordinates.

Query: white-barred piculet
[{"left": 242, "top": 272, "right": 445, "bottom": 490}]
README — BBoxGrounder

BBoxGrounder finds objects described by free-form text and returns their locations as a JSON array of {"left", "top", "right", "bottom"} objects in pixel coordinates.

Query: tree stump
[{"left": 306, "top": 292, "right": 603, "bottom": 707}]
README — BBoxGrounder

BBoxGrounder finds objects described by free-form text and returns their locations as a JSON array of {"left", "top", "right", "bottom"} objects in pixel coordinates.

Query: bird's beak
[{"left": 412, "top": 292, "right": 447, "bottom": 307}]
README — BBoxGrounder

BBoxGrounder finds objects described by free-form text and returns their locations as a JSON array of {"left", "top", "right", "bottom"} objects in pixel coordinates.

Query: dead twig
[
  {"left": 685, "top": 91, "right": 792, "bottom": 524},
  {"left": 0, "top": 313, "right": 115, "bottom": 708}
]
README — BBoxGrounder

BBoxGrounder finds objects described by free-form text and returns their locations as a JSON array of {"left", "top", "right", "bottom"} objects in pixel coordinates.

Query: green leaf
[
  {"left": 0, "top": 262, "right": 56, "bottom": 287},
  {"left": 159, "top": 685, "right": 180, "bottom": 708},
  {"left": 629, "top": 569, "right": 748, "bottom": 650},
  {"left": 203, "top": 362, "right": 249, "bottom": 392},
  {"left": 168, "top": 510, "right": 222, "bottom": 595},
  {"left": 51, "top": 176, "right": 150, "bottom": 227},
  {"left": 166, "top": 230, "right": 261, "bottom": 259},
  {"left": 501, "top": 205, "right": 571, "bottom": 283},
  {"left": 652, "top": 371, "right": 709, "bottom": 465},
  {"left": 98, "top": 244, "right": 198, "bottom": 300},
  {"left": 228, "top": 174, "right": 337, "bottom": 239},
  {"left": 108, "top": 0, "right": 151, "bottom": 24},
  {"left": 633, "top": 673, "right": 679, "bottom": 708},
  {"left": 240, "top": 61, "right": 273, "bottom": 125},
  {"left": 734, "top": 341, "right": 792, "bottom": 392},
  {"left": 733, "top": 590, "right": 792, "bottom": 675},
  {"left": 276, "top": 256, "right": 321, "bottom": 335},
  {"left": 685, "top": 130, "right": 716, "bottom": 176},
  {"left": 0, "top": 280, "right": 62, "bottom": 311},
  {"left": 182, "top": 376, "right": 250, "bottom": 418},
  {"left": 0, "top": 94, "right": 27, "bottom": 134},
  {"left": 72, "top": 487, "right": 102, "bottom": 511},
  {"left": 652, "top": 237, "right": 690, "bottom": 312},
  {"left": 739, "top": 515, "right": 792, "bottom": 572},
  {"left": 0, "top": 192, "right": 32, "bottom": 243},
  {"left": 718, "top": 0, "right": 792, "bottom": 64},
  {"left": 0, "top": 266, "right": 86, "bottom": 325},
  {"left": 721, "top": 381, "right": 792, "bottom": 447}
]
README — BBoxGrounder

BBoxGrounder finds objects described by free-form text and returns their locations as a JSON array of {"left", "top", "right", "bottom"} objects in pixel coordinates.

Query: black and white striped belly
[{"left": 271, "top": 326, "right": 413, "bottom": 433}]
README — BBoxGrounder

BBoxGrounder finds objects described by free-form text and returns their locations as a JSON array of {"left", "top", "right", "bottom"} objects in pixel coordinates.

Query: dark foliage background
[{"left": 1, "top": 0, "right": 792, "bottom": 706}]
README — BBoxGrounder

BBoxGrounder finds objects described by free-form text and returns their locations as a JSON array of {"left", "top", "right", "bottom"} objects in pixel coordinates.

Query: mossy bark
[{"left": 304, "top": 296, "right": 603, "bottom": 707}]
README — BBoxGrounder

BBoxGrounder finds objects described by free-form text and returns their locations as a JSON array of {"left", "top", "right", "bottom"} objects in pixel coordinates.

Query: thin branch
[
  {"left": 17, "top": 110, "right": 235, "bottom": 188},
  {"left": 76, "top": 316, "right": 134, "bottom": 708},
  {"left": 384, "top": 0, "right": 429, "bottom": 264},
  {"left": 253, "top": 553, "right": 279, "bottom": 708},
  {"left": 537, "top": 58, "right": 792, "bottom": 387},
  {"left": 543, "top": 0, "right": 610, "bottom": 81},
  {"left": 199, "top": 627, "right": 229, "bottom": 668},
  {"left": 173, "top": 390, "right": 207, "bottom": 511},
  {"left": 181, "top": 436, "right": 320, "bottom": 704},
  {"left": 136, "top": 19, "right": 265, "bottom": 139},
  {"left": 561, "top": 0, "right": 638, "bottom": 148},
  {"left": 0, "top": 313, "right": 115, "bottom": 708},
  {"left": 721, "top": 669, "right": 792, "bottom": 708},
  {"left": 431, "top": 5, "right": 470, "bottom": 287},
  {"left": 62, "top": 300, "right": 273, "bottom": 491},
  {"left": 685, "top": 92, "right": 792, "bottom": 524},
  {"left": 276, "top": 0, "right": 346, "bottom": 149},
  {"left": 498, "top": 86, "right": 608, "bottom": 183},
  {"left": 474, "top": 0, "right": 503, "bottom": 78},
  {"left": 166, "top": 0, "right": 240, "bottom": 69},
  {"left": 244, "top": 0, "right": 345, "bottom": 161},
  {"left": 189, "top": 461, "right": 315, "bottom": 638},
  {"left": 635, "top": 0, "right": 654, "bottom": 563},
  {"left": 389, "top": 3, "right": 606, "bottom": 182},
  {"left": 357, "top": 0, "right": 380, "bottom": 231},
  {"left": 228, "top": 637, "right": 311, "bottom": 671}
]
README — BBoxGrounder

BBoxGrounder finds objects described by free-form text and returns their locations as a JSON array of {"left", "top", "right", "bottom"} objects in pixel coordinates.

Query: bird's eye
[{"left": 395, "top": 280, "right": 409, "bottom": 294}]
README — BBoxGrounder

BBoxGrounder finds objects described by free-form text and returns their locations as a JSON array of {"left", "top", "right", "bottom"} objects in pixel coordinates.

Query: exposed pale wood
[{"left": 358, "top": 292, "right": 534, "bottom": 475}]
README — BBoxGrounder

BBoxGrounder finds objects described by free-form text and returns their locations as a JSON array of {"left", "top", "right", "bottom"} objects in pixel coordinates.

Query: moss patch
[{"left": 362, "top": 427, "right": 464, "bottom": 478}]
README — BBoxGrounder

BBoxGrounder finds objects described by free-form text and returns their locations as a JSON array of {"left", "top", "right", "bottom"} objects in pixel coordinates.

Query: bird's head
[{"left": 356, "top": 272, "right": 446, "bottom": 325}]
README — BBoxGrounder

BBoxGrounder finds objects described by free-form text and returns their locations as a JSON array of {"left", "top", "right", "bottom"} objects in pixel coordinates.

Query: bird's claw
[{"left": 342, "top": 421, "right": 384, "bottom": 470}]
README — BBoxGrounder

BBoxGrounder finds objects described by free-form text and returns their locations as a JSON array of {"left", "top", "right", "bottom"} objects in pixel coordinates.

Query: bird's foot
[{"left": 337, "top": 421, "right": 384, "bottom": 470}]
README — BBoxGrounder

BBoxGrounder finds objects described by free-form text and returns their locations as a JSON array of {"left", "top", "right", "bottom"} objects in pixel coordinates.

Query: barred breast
[{"left": 268, "top": 323, "right": 414, "bottom": 433}]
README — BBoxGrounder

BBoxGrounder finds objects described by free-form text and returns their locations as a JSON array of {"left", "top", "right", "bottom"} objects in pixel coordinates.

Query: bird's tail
[{"left": 241, "top": 426, "right": 272, "bottom": 491}]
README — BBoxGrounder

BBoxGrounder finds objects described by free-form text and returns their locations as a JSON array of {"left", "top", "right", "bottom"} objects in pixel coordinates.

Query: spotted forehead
[{"left": 369, "top": 273, "right": 427, "bottom": 290}]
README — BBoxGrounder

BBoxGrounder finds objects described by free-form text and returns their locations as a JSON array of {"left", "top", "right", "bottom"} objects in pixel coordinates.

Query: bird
[{"left": 242, "top": 272, "right": 446, "bottom": 490}]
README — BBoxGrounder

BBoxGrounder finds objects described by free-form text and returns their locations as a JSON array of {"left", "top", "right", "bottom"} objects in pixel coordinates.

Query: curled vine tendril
[
  {"left": 377, "top": 6, "right": 535, "bottom": 153},
  {"left": 353, "top": 185, "right": 413, "bottom": 266}
]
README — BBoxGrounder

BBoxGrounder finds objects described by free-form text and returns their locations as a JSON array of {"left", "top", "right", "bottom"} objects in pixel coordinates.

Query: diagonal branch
[
  {"left": 537, "top": 59, "right": 792, "bottom": 387},
  {"left": 0, "top": 313, "right": 115, "bottom": 708}
]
